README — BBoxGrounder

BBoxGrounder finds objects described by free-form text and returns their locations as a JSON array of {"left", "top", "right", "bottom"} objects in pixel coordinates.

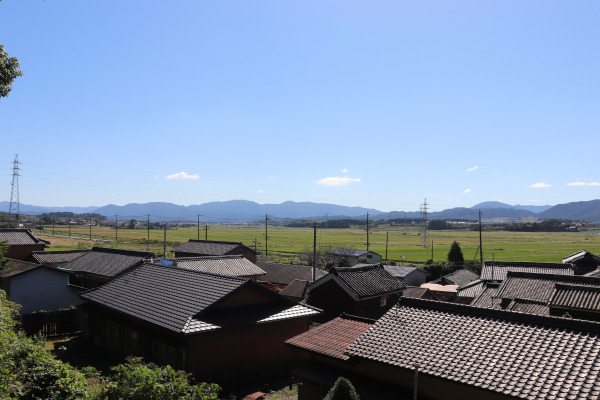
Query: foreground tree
[
  {"left": 0, "top": 44, "right": 23, "bottom": 100},
  {"left": 323, "top": 377, "right": 360, "bottom": 400},
  {"left": 447, "top": 241, "right": 464, "bottom": 265}
]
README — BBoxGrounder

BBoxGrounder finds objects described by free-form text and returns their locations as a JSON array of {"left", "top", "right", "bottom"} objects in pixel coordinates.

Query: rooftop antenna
[{"left": 8, "top": 154, "right": 21, "bottom": 227}]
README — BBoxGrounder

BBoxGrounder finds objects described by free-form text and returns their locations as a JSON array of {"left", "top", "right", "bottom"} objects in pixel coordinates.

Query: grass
[{"left": 33, "top": 224, "right": 600, "bottom": 264}]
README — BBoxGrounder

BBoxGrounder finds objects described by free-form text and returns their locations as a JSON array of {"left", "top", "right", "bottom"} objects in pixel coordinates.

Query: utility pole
[
  {"left": 52, "top": 218, "right": 55, "bottom": 236},
  {"left": 115, "top": 215, "right": 118, "bottom": 242},
  {"left": 89, "top": 216, "right": 92, "bottom": 240},
  {"left": 68, "top": 221, "right": 71, "bottom": 238},
  {"left": 420, "top": 199, "right": 429, "bottom": 247},
  {"left": 8, "top": 154, "right": 21, "bottom": 228},
  {"left": 265, "top": 214, "right": 269, "bottom": 257},
  {"left": 313, "top": 222, "right": 317, "bottom": 282},
  {"left": 479, "top": 209, "right": 484, "bottom": 266},
  {"left": 385, "top": 231, "right": 389, "bottom": 261},
  {"left": 366, "top": 213, "right": 370, "bottom": 251},
  {"left": 205, "top": 225, "right": 208, "bottom": 241},
  {"left": 163, "top": 225, "right": 167, "bottom": 258},
  {"left": 431, "top": 240, "right": 434, "bottom": 261},
  {"left": 147, "top": 214, "right": 150, "bottom": 242},
  {"left": 197, "top": 214, "right": 200, "bottom": 240}
]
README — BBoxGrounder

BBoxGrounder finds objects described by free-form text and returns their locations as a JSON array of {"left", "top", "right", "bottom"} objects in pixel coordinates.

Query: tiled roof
[
  {"left": 563, "top": 249, "right": 600, "bottom": 264},
  {"left": 401, "top": 287, "right": 430, "bottom": 298},
  {"left": 165, "top": 255, "right": 265, "bottom": 277},
  {"left": 585, "top": 269, "right": 600, "bottom": 278},
  {"left": 280, "top": 279, "right": 309, "bottom": 299},
  {"left": 345, "top": 298, "right": 600, "bottom": 400},
  {"left": 456, "top": 279, "right": 485, "bottom": 299},
  {"left": 432, "top": 269, "right": 479, "bottom": 287},
  {"left": 470, "top": 285, "right": 501, "bottom": 308},
  {"left": 480, "top": 260, "right": 574, "bottom": 281},
  {"left": 331, "top": 264, "right": 406, "bottom": 299},
  {"left": 0, "top": 229, "right": 48, "bottom": 246},
  {"left": 256, "top": 262, "right": 327, "bottom": 285},
  {"left": 0, "top": 259, "right": 40, "bottom": 278},
  {"left": 331, "top": 249, "right": 378, "bottom": 258},
  {"left": 506, "top": 298, "right": 549, "bottom": 316},
  {"left": 354, "top": 264, "right": 427, "bottom": 279},
  {"left": 496, "top": 272, "right": 600, "bottom": 304},
  {"left": 62, "top": 247, "right": 154, "bottom": 277},
  {"left": 30, "top": 250, "right": 90, "bottom": 265},
  {"left": 550, "top": 284, "right": 600, "bottom": 312},
  {"left": 285, "top": 315, "right": 374, "bottom": 360},
  {"left": 81, "top": 263, "right": 319, "bottom": 334},
  {"left": 171, "top": 240, "right": 255, "bottom": 256}
]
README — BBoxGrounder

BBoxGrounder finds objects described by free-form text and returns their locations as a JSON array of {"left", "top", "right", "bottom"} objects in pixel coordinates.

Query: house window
[
  {"left": 367, "top": 255, "right": 372, "bottom": 259},
  {"left": 380, "top": 296, "right": 387, "bottom": 307}
]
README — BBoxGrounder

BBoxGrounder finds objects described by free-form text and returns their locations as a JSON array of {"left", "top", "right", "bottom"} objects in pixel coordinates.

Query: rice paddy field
[{"left": 33, "top": 224, "right": 600, "bottom": 264}]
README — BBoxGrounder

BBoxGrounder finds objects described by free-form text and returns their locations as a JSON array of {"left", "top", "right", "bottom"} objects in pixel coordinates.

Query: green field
[{"left": 33, "top": 224, "right": 600, "bottom": 264}]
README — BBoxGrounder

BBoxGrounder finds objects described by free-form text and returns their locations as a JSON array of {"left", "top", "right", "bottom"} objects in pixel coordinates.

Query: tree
[
  {"left": 0, "top": 241, "right": 9, "bottom": 271},
  {"left": 323, "top": 377, "right": 360, "bottom": 400},
  {"left": 447, "top": 241, "right": 464, "bottom": 265},
  {"left": 0, "top": 44, "right": 23, "bottom": 100}
]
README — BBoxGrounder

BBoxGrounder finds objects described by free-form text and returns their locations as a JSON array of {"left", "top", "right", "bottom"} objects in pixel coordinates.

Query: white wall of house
[{"left": 10, "top": 267, "right": 83, "bottom": 314}]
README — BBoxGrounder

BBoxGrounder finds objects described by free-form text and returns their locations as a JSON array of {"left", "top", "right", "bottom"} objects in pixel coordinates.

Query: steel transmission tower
[
  {"left": 420, "top": 198, "right": 429, "bottom": 247},
  {"left": 8, "top": 154, "right": 21, "bottom": 227}
]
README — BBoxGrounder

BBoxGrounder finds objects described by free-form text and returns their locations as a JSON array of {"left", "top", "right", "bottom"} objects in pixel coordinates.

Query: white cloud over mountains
[
  {"left": 467, "top": 166, "right": 479, "bottom": 172},
  {"left": 530, "top": 182, "right": 551, "bottom": 189}
]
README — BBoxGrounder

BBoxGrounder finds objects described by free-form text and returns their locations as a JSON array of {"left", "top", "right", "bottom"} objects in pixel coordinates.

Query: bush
[{"left": 323, "top": 377, "right": 360, "bottom": 400}]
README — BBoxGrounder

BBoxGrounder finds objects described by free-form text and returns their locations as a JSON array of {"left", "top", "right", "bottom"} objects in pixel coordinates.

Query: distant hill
[
  {"left": 471, "top": 201, "right": 552, "bottom": 213},
  {"left": 539, "top": 199, "right": 600, "bottom": 221},
  {"left": 4, "top": 199, "right": 600, "bottom": 222},
  {"left": 0, "top": 202, "right": 98, "bottom": 215}
]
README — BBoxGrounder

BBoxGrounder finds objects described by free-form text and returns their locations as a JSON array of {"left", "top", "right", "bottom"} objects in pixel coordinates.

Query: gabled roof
[
  {"left": 505, "top": 298, "right": 549, "bottom": 315},
  {"left": 432, "top": 268, "right": 479, "bottom": 287},
  {"left": 331, "top": 249, "right": 380, "bottom": 258},
  {"left": 562, "top": 249, "right": 600, "bottom": 264},
  {"left": 0, "top": 229, "right": 49, "bottom": 246},
  {"left": 0, "top": 259, "right": 40, "bottom": 279},
  {"left": 285, "top": 314, "right": 374, "bottom": 360},
  {"left": 550, "top": 283, "right": 600, "bottom": 312},
  {"left": 61, "top": 247, "right": 154, "bottom": 278},
  {"left": 585, "top": 269, "right": 600, "bottom": 278},
  {"left": 256, "top": 262, "right": 327, "bottom": 285},
  {"left": 162, "top": 255, "right": 265, "bottom": 277},
  {"left": 81, "top": 263, "right": 319, "bottom": 334},
  {"left": 313, "top": 264, "right": 405, "bottom": 299},
  {"left": 354, "top": 263, "right": 427, "bottom": 279},
  {"left": 480, "top": 260, "right": 574, "bottom": 281},
  {"left": 171, "top": 240, "right": 256, "bottom": 256},
  {"left": 470, "top": 284, "right": 501, "bottom": 308},
  {"left": 279, "top": 279, "right": 309, "bottom": 299},
  {"left": 345, "top": 298, "right": 600, "bottom": 400},
  {"left": 30, "top": 249, "right": 90, "bottom": 265}
]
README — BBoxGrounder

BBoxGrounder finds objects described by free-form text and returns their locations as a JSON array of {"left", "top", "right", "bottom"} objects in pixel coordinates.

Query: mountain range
[{"left": 1, "top": 199, "right": 600, "bottom": 222}]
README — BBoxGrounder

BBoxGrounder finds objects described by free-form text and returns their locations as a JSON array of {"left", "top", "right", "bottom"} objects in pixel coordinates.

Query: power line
[{"left": 8, "top": 154, "right": 21, "bottom": 227}]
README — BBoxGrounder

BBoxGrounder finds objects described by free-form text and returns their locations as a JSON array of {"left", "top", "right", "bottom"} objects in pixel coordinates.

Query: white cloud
[
  {"left": 342, "top": 168, "right": 348, "bottom": 173},
  {"left": 464, "top": 188, "right": 472, "bottom": 193},
  {"left": 530, "top": 182, "right": 551, "bottom": 189},
  {"left": 567, "top": 181, "right": 600, "bottom": 186},
  {"left": 257, "top": 190, "right": 264, "bottom": 194},
  {"left": 467, "top": 166, "right": 479, "bottom": 172},
  {"left": 317, "top": 176, "right": 361, "bottom": 186},
  {"left": 166, "top": 172, "right": 199, "bottom": 180}
]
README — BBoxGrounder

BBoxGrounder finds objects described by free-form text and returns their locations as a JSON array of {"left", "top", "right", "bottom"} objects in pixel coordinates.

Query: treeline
[
  {"left": 0, "top": 290, "right": 220, "bottom": 399},
  {"left": 39, "top": 212, "right": 108, "bottom": 224}
]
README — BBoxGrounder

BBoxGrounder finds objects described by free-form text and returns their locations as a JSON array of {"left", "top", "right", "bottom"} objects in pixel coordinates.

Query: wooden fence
[{"left": 21, "top": 308, "right": 83, "bottom": 337}]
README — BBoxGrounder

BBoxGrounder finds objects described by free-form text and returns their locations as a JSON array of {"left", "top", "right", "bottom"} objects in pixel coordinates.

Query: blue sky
[{"left": 1, "top": 1, "right": 599, "bottom": 212}]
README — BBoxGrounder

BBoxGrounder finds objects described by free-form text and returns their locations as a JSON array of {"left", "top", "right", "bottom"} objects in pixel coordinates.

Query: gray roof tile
[
  {"left": 62, "top": 247, "right": 153, "bottom": 277},
  {"left": 166, "top": 255, "right": 265, "bottom": 277},
  {"left": 345, "top": 298, "right": 600, "bottom": 400},
  {"left": 433, "top": 269, "right": 479, "bottom": 287},
  {"left": 480, "top": 261, "right": 574, "bottom": 281},
  {"left": 332, "top": 264, "right": 405, "bottom": 298},
  {"left": 30, "top": 250, "right": 90, "bottom": 265},
  {"left": 550, "top": 284, "right": 600, "bottom": 311},
  {"left": 256, "top": 262, "right": 327, "bottom": 285},
  {"left": 171, "top": 240, "right": 256, "bottom": 256},
  {"left": 0, "top": 229, "right": 48, "bottom": 246},
  {"left": 81, "top": 263, "right": 318, "bottom": 334},
  {"left": 0, "top": 259, "right": 40, "bottom": 278}
]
